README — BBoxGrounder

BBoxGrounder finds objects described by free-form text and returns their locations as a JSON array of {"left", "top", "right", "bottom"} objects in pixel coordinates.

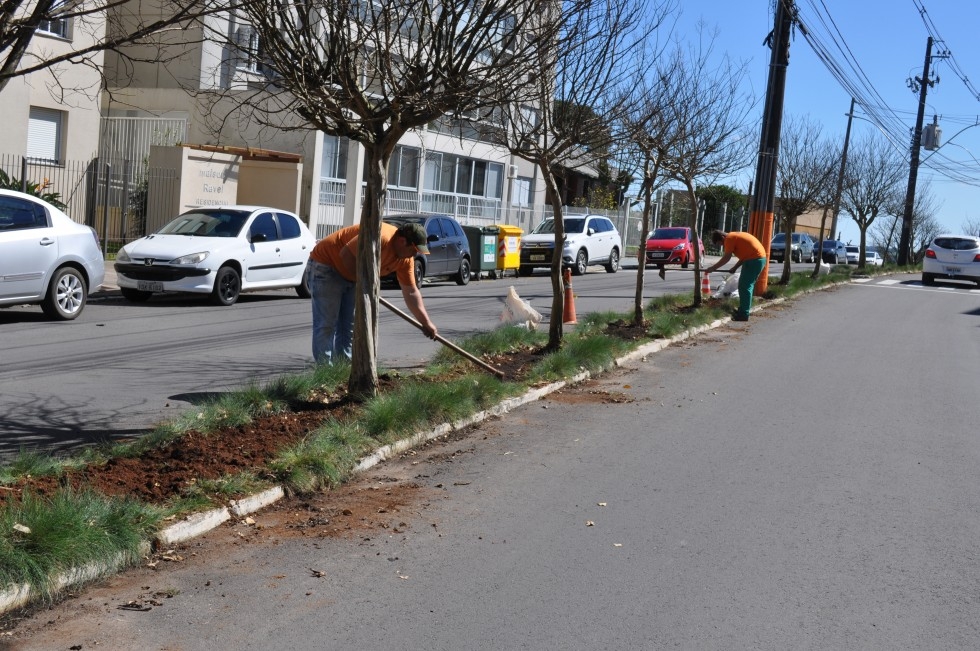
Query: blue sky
[{"left": 671, "top": 0, "right": 980, "bottom": 243}]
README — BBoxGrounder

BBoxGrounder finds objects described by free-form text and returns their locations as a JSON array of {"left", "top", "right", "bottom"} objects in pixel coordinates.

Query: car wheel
[
  {"left": 604, "top": 248, "right": 620, "bottom": 273},
  {"left": 792, "top": 249, "right": 801, "bottom": 263},
  {"left": 41, "top": 266, "right": 87, "bottom": 320},
  {"left": 519, "top": 265, "right": 533, "bottom": 276},
  {"left": 922, "top": 272, "right": 935, "bottom": 286},
  {"left": 295, "top": 267, "right": 312, "bottom": 299},
  {"left": 414, "top": 258, "right": 425, "bottom": 287},
  {"left": 572, "top": 250, "right": 587, "bottom": 276},
  {"left": 681, "top": 252, "right": 690, "bottom": 269},
  {"left": 831, "top": 254, "right": 839, "bottom": 265},
  {"left": 210, "top": 266, "right": 241, "bottom": 306},
  {"left": 120, "top": 287, "right": 153, "bottom": 302},
  {"left": 455, "top": 257, "right": 472, "bottom": 285}
]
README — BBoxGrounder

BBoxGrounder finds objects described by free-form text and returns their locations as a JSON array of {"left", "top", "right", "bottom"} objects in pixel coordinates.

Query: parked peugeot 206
[
  {"left": 645, "top": 226, "right": 704, "bottom": 268},
  {"left": 921, "top": 234, "right": 980, "bottom": 287},
  {"left": 519, "top": 214, "right": 622, "bottom": 276},
  {"left": 114, "top": 206, "right": 316, "bottom": 306},
  {"left": 382, "top": 213, "right": 471, "bottom": 287},
  {"left": 0, "top": 189, "right": 105, "bottom": 320}
]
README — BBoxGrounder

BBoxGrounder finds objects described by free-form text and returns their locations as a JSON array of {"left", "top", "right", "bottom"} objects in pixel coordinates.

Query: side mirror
[{"left": 588, "top": 228, "right": 595, "bottom": 236}]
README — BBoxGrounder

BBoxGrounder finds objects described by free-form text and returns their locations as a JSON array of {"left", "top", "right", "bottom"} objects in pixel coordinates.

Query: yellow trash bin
[{"left": 495, "top": 225, "right": 522, "bottom": 277}]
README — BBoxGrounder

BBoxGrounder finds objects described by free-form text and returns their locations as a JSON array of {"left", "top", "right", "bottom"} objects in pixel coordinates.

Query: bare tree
[
  {"left": 498, "top": 0, "right": 674, "bottom": 350},
  {"left": 0, "top": 0, "right": 220, "bottom": 95},
  {"left": 209, "top": 0, "right": 567, "bottom": 396},
  {"left": 839, "top": 134, "right": 906, "bottom": 267},
  {"left": 622, "top": 47, "right": 683, "bottom": 326},
  {"left": 772, "top": 116, "right": 838, "bottom": 281},
  {"left": 961, "top": 217, "right": 980, "bottom": 237},
  {"left": 658, "top": 30, "right": 754, "bottom": 306}
]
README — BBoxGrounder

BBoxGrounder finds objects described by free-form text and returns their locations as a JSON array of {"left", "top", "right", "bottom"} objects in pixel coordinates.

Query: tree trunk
[
  {"left": 632, "top": 156, "right": 657, "bottom": 326},
  {"left": 685, "top": 182, "right": 703, "bottom": 307},
  {"left": 542, "top": 170, "right": 566, "bottom": 351},
  {"left": 347, "top": 145, "right": 387, "bottom": 399}
]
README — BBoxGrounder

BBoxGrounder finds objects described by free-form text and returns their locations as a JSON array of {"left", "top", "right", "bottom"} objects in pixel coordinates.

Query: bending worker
[
  {"left": 307, "top": 222, "right": 437, "bottom": 364},
  {"left": 703, "top": 229, "right": 767, "bottom": 322}
]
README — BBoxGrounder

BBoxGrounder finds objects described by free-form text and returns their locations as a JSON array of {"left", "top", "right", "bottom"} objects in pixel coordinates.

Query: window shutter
[{"left": 27, "top": 107, "right": 62, "bottom": 162}]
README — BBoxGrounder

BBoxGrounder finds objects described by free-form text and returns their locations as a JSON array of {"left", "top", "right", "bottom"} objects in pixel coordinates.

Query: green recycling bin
[{"left": 463, "top": 225, "right": 499, "bottom": 280}]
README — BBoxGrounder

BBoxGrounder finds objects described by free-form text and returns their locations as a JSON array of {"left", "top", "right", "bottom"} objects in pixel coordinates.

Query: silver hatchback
[{"left": 922, "top": 234, "right": 980, "bottom": 287}]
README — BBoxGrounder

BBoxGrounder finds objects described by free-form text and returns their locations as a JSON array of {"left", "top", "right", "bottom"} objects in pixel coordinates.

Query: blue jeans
[{"left": 309, "top": 260, "right": 355, "bottom": 364}]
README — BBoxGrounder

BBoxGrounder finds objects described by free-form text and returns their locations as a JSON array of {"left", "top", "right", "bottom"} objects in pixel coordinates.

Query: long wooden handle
[{"left": 378, "top": 296, "right": 505, "bottom": 379}]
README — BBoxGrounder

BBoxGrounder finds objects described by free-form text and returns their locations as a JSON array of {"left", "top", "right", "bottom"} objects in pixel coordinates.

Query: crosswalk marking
[{"left": 851, "top": 277, "right": 980, "bottom": 293}]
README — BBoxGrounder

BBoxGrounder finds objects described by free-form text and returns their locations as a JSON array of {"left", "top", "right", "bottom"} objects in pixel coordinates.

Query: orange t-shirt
[
  {"left": 723, "top": 232, "right": 766, "bottom": 261},
  {"left": 309, "top": 222, "right": 416, "bottom": 287}
]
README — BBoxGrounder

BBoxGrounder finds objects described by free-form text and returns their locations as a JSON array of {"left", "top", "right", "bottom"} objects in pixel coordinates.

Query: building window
[
  {"left": 233, "top": 24, "right": 264, "bottom": 73},
  {"left": 37, "top": 6, "right": 69, "bottom": 39},
  {"left": 424, "top": 153, "right": 503, "bottom": 199},
  {"left": 321, "top": 135, "right": 349, "bottom": 180},
  {"left": 27, "top": 107, "right": 63, "bottom": 163},
  {"left": 512, "top": 176, "right": 533, "bottom": 207},
  {"left": 387, "top": 145, "right": 420, "bottom": 190}
]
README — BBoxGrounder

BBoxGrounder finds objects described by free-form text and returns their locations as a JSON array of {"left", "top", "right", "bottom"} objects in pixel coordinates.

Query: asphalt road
[
  {"left": 8, "top": 273, "right": 980, "bottom": 649},
  {"left": 0, "top": 257, "right": 733, "bottom": 459}
]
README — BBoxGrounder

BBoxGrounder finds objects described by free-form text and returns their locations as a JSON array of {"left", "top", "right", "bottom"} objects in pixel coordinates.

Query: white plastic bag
[
  {"left": 712, "top": 272, "right": 740, "bottom": 299},
  {"left": 500, "top": 286, "right": 543, "bottom": 330},
  {"left": 817, "top": 261, "right": 831, "bottom": 276}
]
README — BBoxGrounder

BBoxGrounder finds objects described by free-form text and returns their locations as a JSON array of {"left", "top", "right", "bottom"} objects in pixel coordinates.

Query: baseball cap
[{"left": 397, "top": 223, "right": 430, "bottom": 254}]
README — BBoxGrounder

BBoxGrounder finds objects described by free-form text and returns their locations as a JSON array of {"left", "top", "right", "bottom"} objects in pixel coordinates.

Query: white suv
[{"left": 519, "top": 214, "right": 622, "bottom": 276}]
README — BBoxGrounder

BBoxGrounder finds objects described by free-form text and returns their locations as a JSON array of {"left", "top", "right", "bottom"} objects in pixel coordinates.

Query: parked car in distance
[
  {"left": 866, "top": 250, "right": 884, "bottom": 266},
  {"left": 0, "top": 189, "right": 105, "bottom": 320},
  {"left": 815, "top": 239, "right": 847, "bottom": 264},
  {"left": 845, "top": 245, "right": 860, "bottom": 264},
  {"left": 645, "top": 226, "right": 704, "bottom": 268},
  {"left": 770, "top": 232, "right": 815, "bottom": 263},
  {"left": 921, "top": 234, "right": 980, "bottom": 287},
  {"left": 114, "top": 206, "right": 315, "bottom": 306},
  {"left": 519, "top": 214, "right": 622, "bottom": 276},
  {"left": 382, "top": 213, "right": 471, "bottom": 286}
]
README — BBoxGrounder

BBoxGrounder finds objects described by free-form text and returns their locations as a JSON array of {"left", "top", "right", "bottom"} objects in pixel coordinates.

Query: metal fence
[{"left": 0, "top": 153, "right": 179, "bottom": 256}]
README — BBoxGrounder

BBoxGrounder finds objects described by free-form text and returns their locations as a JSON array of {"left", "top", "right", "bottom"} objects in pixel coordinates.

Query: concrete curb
[{"left": 0, "top": 288, "right": 807, "bottom": 616}]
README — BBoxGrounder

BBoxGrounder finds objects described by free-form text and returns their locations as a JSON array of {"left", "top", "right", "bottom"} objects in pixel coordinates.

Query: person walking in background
[
  {"left": 307, "top": 222, "right": 437, "bottom": 364},
  {"left": 704, "top": 229, "right": 767, "bottom": 322}
]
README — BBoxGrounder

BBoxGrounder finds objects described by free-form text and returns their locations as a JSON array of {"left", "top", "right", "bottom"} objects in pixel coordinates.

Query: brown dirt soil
[
  {"left": 0, "top": 313, "right": 681, "bottom": 514},
  {"left": 0, "top": 348, "right": 547, "bottom": 511}
]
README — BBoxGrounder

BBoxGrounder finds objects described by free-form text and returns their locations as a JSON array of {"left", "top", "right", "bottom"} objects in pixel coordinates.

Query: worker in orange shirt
[
  {"left": 704, "top": 230, "right": 767, "bottom": 322},
  {"left": 307, "top": 222, "right": 437, "bottom": 364}
]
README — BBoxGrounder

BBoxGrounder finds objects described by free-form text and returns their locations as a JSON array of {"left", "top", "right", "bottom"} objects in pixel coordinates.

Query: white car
[
  {"left": 866, "top": 250, "right": 884, "bottom": 266},
  {"left": 921, "top": 234, "right": 980, "bottom": 288},
  {"left": 845, "top": 245, "right": 860, "bottom": 265},
  {"left": 114, "top": 206, "right": 316, "bottom": 305},
  {"left": 0, "top": 189, "right": 105, "bottom": 320},
  {"left": 519, "top": 214, "right": 622, "bottom": 276}
]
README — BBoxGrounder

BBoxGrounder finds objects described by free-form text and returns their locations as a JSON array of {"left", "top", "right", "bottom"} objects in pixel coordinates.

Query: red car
[{"left": 645, "top": 227, "right": 705, "bottom": 268}]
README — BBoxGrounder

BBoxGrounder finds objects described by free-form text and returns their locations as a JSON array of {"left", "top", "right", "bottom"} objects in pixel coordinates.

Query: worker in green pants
[{"left": 704, "top": 230, "right": 767, "bottom": 321}]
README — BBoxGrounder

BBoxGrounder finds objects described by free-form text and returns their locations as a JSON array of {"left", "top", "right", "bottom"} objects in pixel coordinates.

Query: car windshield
[
  {"left": 819, "top": 240, "right": 838, "bottom": 248},
  {"left": 846, "top": 246, "right": 858, "bottom": 252},
  {"left": 533, "top": 218, "right": 586, "bottom": 235},
  {"left": 158, "top": 210, "right": 248, "bottom": 237},
  {"left": 650, "top": 228, "right": 688, "bottom": 240}
]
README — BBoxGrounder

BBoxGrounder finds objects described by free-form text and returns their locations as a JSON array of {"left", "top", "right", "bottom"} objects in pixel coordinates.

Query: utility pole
[
  {"left": 830, "top": 98, "right": 856, "bottom": 248},
  {"left": 749, "top": 0, "right": 794, "bottom": 294},
  {"left": 898, "top": 37, "right": 945, "bottom": 265}
]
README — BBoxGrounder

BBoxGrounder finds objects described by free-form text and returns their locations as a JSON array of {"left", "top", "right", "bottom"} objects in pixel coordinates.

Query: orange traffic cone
[
  {"left": 562, "top": 267, "right": 577, "bottom": 324},
  {"left": 701, "top": 272, "right": 711, "bottom": 296}
]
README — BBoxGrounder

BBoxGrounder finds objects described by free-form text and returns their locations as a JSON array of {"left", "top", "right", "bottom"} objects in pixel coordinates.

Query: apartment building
[{"left": 100, "top": 9, "right": 549, "bottom": 238}]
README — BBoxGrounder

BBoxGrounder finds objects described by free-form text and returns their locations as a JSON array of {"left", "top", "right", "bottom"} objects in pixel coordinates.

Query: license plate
[
  {"left": 649, "top": 252, "right": 666, "bottom": 259},
  {"left": 943, "top": 266, "right": 961, "bottom": 274},
  {"left": 137, "top": 281, "right": 164, "bottom": 292},
  {"left": 530, "top": 255, "right": 545, "bottom": 262}
]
